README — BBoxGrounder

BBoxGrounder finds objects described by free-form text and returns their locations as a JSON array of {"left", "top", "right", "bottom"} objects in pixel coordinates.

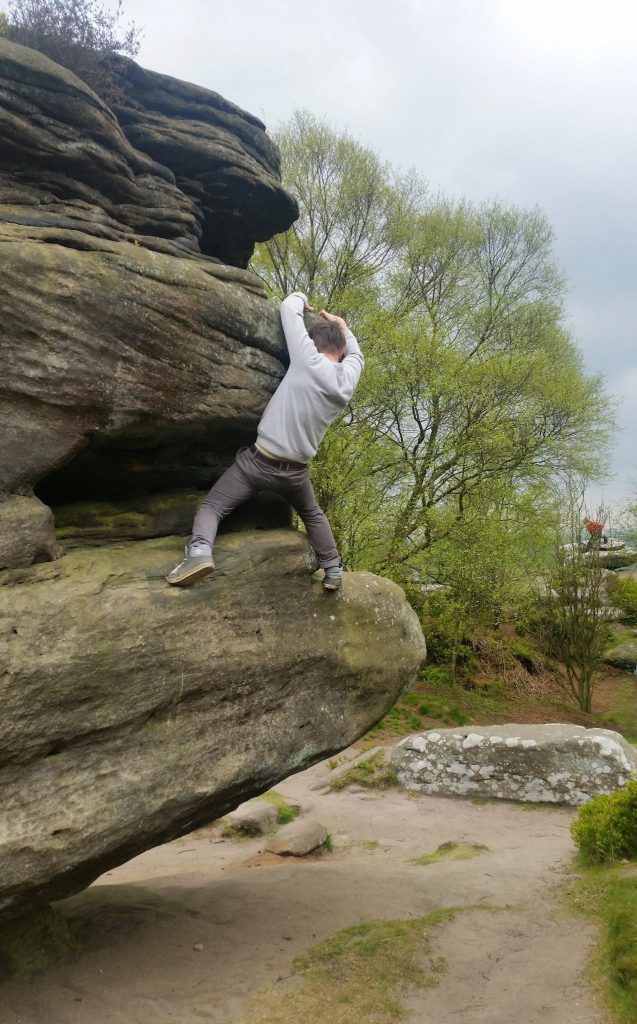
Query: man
[
  {"left": 166, "top": 292, "right": 364, "bottom": 591},
  {"left": 583, "top": 517, "right": 607, "bottom": 549}
]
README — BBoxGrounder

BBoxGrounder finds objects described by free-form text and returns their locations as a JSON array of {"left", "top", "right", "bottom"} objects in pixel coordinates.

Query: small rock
[
  {"left": 266, "top": 818, "right": 328, "bottom": 856},
  {"left": 193, "top": 943, "right": 204, "bottom": 952},
  {"left": 225, "top": 800, "right": 277, "bottom": 835}
]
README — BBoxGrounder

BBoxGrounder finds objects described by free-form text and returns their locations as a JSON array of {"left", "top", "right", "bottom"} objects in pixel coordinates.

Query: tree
[
  {"left": 257, "top": 112, "right": 613, "bottom": 627},
  {"left": 531, "top": 490, "right": 611, "bottom": 713},
  {"left": 311, "top": 200, "right": 612, "bottom": 588},
  {"left": 6, "top": 0, "right": 142, "bottom": 97},
  {"left": 252, "top": 110, "right": 422, "bottom": 314}
]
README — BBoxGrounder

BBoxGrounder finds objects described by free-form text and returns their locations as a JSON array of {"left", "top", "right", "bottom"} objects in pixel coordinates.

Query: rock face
[
  {"left": 0, "top": 39, "right": 298, "bottom": 568},
  {"left": 391, "top": 724, "right": 637, "bottom": 805},
  {"left": 0, "top": 40, "right": 427, "bottom": 929},
  {"left": 110, "top": 56, "right": 297, "bottom": 267},
  {"left": 0, "top": 530, "right": 426, "bottom": 917},
  {"left": 0, "top": 39, "right": 296, "bottom": 263}
]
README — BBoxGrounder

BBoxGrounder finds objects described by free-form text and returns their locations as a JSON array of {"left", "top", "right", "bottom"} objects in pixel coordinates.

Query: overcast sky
[{"left": 12, "top": 0, "right": 637, "bottom": 507}]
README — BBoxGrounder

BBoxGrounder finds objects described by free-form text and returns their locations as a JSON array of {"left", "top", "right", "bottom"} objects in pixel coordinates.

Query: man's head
[{"left": 308, "top": 321, "right": 346, "bottom": 362}]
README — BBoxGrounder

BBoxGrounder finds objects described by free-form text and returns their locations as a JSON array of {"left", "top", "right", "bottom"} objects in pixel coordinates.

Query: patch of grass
[
  {"left": 409, "top": 841, "right": 489, "bottom": 866},
  {"left": 221, "top": 822, "right": 258, "bottom": 839},
  {"left": 229, "top": 907, "right": 489, "bottom": 1024},
  {"left": 276, "top": 804, "right": 298, "bottom": 825},
  {"left": 349, "top": 839, "right": 380, "bottom": 851},
  {"left": 256, "top": 790, "right": 301, "bottom": 826},
  {"left": 319, "top": 833, "right": 334, "bottom": 854},
  {"left": 568, "top": 868, "right": 637, "bottom": 1024},
  {"left": 330, "top": 752, "right": 397, "bottom": 792},
  {"left": 599, "top": 683, "right": 637, "bottom": 745},
  {"left": 519, "top": 802, "right": 569, "bottom": 812}
]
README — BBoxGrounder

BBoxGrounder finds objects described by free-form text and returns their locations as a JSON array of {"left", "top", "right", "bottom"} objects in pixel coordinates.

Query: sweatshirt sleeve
[
  {"left": 339, "top": 330, "right": 364, "bottom": 397},
  {"left": 279, "top": 292, "right": 321, "bottom": 365}
]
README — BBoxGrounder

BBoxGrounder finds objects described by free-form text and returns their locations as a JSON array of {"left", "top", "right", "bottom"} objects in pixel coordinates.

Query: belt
[{"left": 249, "top": 445, "right": 307, "bottom": 471}]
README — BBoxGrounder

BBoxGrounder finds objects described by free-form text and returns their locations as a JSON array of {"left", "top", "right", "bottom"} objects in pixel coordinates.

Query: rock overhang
[{"left": 0, "top": 529, "right": 426, "bottom": 917}]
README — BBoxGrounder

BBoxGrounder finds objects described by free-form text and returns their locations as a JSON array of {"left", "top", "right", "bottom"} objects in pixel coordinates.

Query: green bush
[
  {"left": 420, "top": 665, "right": 453, "bottom": 687},
  {"left": 571, "top": 780, "right": 637, "bottom": 864},
  {"left": 607, "top": 575, "right": 637, "bottom": 625}
]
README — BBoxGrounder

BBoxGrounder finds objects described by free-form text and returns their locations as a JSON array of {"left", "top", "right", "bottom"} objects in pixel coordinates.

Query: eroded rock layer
[
  {"left": 0, "top": 39, "right": 297, "bottom": 262},
  {"left": 0, "top": 39, "right": 298, "bottom": 567},
  {"left": 0, "top": 530, "right": 426, "bottom": 917}
]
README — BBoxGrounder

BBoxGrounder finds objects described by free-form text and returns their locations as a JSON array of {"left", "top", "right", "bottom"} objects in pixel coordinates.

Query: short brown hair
[{"left": 308, "top": 321, "right": 345, "bottom": 355}]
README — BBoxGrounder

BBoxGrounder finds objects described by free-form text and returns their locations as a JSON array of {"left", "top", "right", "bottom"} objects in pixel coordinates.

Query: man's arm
[
  {"left": 280, "top": 292, "right": 321, "bottom": 364},
  {"left": 318, "top": 309, "right": 364, "bottom": 396}
]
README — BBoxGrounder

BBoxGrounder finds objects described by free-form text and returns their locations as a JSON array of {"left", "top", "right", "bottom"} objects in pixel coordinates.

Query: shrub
[
  {"left": 6, "top": 0, "right": 142, "bottom": 98},
  {"left": 606, "top": 575, "right": 637, "bottom": 625},
  {"left": 276, "top": 803, "right": 298, "bottom": 825},
  {"left": 571, "top": 780, "right": 637, "bottom": 864}
]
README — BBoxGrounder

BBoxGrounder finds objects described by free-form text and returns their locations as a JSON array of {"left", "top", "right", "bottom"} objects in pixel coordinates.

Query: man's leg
[
  {"left": 191, "top": 455, "right": 258, "bottom": 552},
  {"left": 285, "top": 471, "right": 343, "bottom": 588},
  {"left": 166, "top": 451, "right": 257, "bottom": 585}
]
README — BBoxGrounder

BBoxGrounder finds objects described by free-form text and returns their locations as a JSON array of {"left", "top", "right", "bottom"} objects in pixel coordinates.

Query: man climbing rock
[{"left": 167, "top": 292, "right": 364, "bottom": 591}]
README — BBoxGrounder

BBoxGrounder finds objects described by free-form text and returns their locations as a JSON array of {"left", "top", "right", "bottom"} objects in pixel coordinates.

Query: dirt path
[{"left": 3, "top": 749, "right": 610, "bottom": 1024}]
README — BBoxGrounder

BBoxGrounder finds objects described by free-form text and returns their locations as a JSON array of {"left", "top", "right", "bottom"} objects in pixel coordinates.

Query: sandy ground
[{"left": 3, "top": 749, "right": 610, "bottom": 1024}]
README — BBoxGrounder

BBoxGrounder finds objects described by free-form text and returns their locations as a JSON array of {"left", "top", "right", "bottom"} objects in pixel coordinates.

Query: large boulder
[
  {"left": 110, "top": 55, "right": 297, "bottom": 266},
  {"left": 0, "top": 39, "right": 296, "bottom": 263},
  {"left": 0, "top": 229, "right": 285, "bottom": 508},
  {"left": 0, "top": 529, "right": 426, "bottom": 918},
  {"left": 0, "top": 39, "right": 298, "bottom": 568},
  {"left": 391, "top": 724, "right": 637, "bottom": 805}
]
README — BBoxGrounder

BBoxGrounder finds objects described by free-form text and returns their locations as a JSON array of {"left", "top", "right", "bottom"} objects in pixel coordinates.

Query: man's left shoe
[
  {"left": 323, "top": 564, "right": 344, "bottom": 591},
  {"left": 166, "top": 546, "right": 215, "bottom": 586}
]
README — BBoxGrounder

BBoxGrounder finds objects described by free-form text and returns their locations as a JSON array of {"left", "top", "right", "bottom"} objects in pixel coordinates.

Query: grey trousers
[{"left": 191, "top": 447, "right": 340, "bottom": 569}]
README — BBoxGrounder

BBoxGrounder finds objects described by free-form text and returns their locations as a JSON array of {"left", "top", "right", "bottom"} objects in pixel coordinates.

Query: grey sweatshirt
[{"left": 256, "top": 292, "right": 364, "bottom": 464}]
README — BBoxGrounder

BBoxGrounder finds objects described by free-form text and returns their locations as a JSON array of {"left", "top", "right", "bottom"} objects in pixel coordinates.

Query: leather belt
[{"left": 249, "top": 444, "right": 307, "bottom": 471}]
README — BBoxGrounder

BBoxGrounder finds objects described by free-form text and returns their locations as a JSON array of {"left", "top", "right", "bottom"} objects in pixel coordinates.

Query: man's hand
[
  {"left": 304, "top": 300, "right": 314, "bottom": 311},
  {"left": 319, "top": 309, "right": 349, "bottom": 332}
]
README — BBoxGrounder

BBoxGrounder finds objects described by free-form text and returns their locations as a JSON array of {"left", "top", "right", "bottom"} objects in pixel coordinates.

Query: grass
[
  {"left": 598, "top": 679, "right": 637, "bottom": 745},
  {"left": 368, "top": 657, "right": 637, "bottom": 745},
  {"left": 349, "top": 839, "right": 380, "bottom": 851},
  {"left": 229, "top": 907, "right": 488, "bottom": 1024},
  {"left": 409, "top": 841, "right": 489, "bottom": 866},
  {"left": 567, "top": 868, "right": 637, "bottom": 1024},
  {"left": 256, "top": 790, "right": 301, "bottom": 825},
  {"left": 330, "top": 751, "right": 397, "bottom": 791}
]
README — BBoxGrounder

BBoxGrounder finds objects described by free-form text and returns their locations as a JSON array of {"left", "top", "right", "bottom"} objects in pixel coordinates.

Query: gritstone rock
[
  {"left": 0, "top": 38, "right": 298, "bottom": 567},
  {"left": 225, "top": 801, "right": 278, "bottom": 836},
  {"left": 391, "top": 724, "right": 637, "bottom": 805},
  {"left": 267, "top": 819, "right": 328, "bottom": 856},
  {"left": 0, "top": 530, "right": 426, "bottom": 917}
]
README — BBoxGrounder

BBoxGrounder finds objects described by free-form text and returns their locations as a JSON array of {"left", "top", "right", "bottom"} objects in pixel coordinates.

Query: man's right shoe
[
  {"left": 323, "top": 564, "right": 344, "bottom": 591},
  {"left": 166, "top": 546, "right": 215, "bottom": 586}
]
